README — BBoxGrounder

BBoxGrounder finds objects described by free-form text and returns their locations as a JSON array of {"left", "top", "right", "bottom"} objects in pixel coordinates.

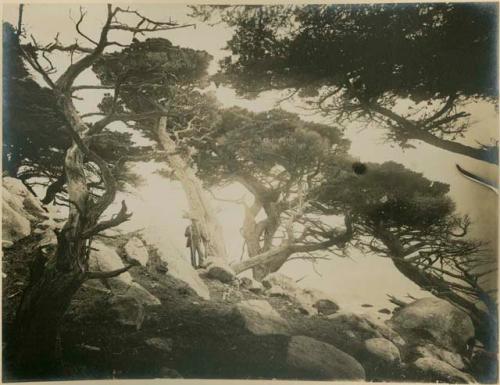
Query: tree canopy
[
  {"left": 317, "top": 161, "right": 496, "bottom": 347},
  {"left": 193, "top": 3, "right": 499, "bottom": 163},
  {"left": 2, "top": 22, "right": 144, "bottom": 204}
]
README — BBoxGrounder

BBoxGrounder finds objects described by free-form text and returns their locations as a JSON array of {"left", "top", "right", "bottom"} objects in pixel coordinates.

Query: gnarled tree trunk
[
  {"left": 6, "top": 142, "right": 91, "bottom": 380},
  {"left": 6, "top": 251, "right": 85, "bottom": 380},
  {"left": 7, "top": 8, "right": 131, "bottom": 378},
  {"left": 157, "top": 117, "right": 228, "bottom": 260}
]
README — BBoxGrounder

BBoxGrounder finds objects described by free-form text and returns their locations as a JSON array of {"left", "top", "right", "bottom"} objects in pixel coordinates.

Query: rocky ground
[{"left": 2, "top": 177, "right": 498, "bottom": 382}]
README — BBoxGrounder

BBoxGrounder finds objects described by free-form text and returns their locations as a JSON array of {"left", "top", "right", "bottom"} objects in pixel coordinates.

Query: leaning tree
[
  {"left": 181, "top": 106, "right": 353, "bottom": 280},
  {"left": 91, "top": 38, "right": 230, "bottom": 261},
  {"left": 193, "top": 3, "right": 498, "bottom": 164},
  {"left": 7, "top": 5, "right": 196, "bottom": 379},
  {"left": 317, "top": 160, "right": 497, "bottom": 350}
]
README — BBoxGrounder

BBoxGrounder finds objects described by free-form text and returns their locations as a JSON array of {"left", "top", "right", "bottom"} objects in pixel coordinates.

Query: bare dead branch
[
  {"left": 81, "top": 200, "right": 132, "bottom": 239},
  {"left": 75, "top": 6, "right": 99, "bottom": 46},
  {"left": 84, "top": 262, "right": 139, "bottom": 280}
]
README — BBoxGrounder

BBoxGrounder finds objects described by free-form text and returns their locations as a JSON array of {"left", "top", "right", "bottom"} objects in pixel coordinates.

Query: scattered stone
[
  {"left": 389, "top": 297, "right": 475, "bottom": 353},
  {"left": 362, "top": 304, "right": 373, "bottom": 308},
  {"left": 313, "top": 299, "right": 339, "bottom": 316},
  {"left": 378, "top": 308, "right": 391, "bottom": 314},
  {"left": 411, "top": 357, "right": 476, "bottom": 383},
  {"left": 124, "top": 237, "right": 150, "bottom": 266},
  {"left": 240, "top": 276, "right": 265, "bottom": 294},
  {"left": 146, "top": 337, "right": 173, "bottom": 353},
  {"left": 286, "top": 336, "right": 365, "bottom": 380},
  {"left": 365, "top": 338, "right": 401, "bottom": 364},
  {"left": 262, "top": 273, "right": 339, "bottom": 315},
  {"left": 235, "top": 299, "right": 290, "bottom": 336},
  {"left": 204, "top": 257, "right": 235, "bottom": 283}
]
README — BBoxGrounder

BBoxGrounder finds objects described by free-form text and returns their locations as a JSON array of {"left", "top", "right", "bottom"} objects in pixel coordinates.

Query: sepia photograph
[{"left": 1, "top": 2, "right": 499, "bottom": 383}]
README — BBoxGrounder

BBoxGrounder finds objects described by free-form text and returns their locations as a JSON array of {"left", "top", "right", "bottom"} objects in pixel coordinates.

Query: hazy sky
[{"left": 3, "top": 3, "right": 498, "bottom": 312}]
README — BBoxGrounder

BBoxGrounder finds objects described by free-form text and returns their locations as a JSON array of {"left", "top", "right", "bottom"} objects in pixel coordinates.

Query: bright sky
[{"left": 3, "top": 3, "right": 498, "bottom": 312}]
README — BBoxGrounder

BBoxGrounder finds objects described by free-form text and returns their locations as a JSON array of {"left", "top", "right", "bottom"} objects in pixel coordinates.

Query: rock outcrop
[
  {"left": 286, "top": 335, "right": 365, "bottom": 380},
  {"left": 2, "top": 177, "right": 47, "bottom": 247},
  {"left": 150, "top": 241, "right": 210, "bottom": 300},
  {"left": 389, "top": 297, "right": 475, "bottom": 354},
  {"left": 204, "top": 256, "right": 236, "bottom": 283},
  {"left": 411, "top": 357, "right": 476, "bottom": 383},
  {"left": 87, "top": 240, "right": 160, "bottom": 310},
  {"left": 124, "top": 237, "right": 150, "bottom": 266},
  {"left": 235, "top": 299, "right": 290, "bottom": 336},
  {"left": 364, "top": 337, "right": 401, "bottom": 365},
  {"left": 88, "top": 240, "right": 134, "bottom": 289}
]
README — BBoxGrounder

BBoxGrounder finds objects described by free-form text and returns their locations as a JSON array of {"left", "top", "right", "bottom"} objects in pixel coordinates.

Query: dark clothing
[{"left": 185, "top": 223, "right": 204, "bottom": 268}]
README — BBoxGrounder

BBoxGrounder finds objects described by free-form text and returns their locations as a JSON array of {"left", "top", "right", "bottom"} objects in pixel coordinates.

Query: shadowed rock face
[
  {"left": 235, "top": 299, "right": 290, "bottom": 336},
  {"left": 286, "top": 335, "right": 366, "bottom": 380},
  {"left": 411, "top": 357, "right": 476, "bottom": 383},
  {"left": 389, "top": 297, "right": 475, "bottom": 354},
  {"left": 0, "top": 180, "right": 486, "bottom": 383}
]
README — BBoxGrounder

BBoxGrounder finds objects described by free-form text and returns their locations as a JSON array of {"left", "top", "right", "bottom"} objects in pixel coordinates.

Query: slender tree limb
[
  {"left": 81, "top": 200, "right": 132, "bottom": 239},
  {"left": 84, "top": 262, "right": 139, "bottom": 280}
]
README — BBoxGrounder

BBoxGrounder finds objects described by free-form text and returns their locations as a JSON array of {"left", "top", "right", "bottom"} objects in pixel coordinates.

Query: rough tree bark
[
  {"left": 240, "top": 197, "right": 282, "bottom": 280},
  {"left": 157, "top": 117, "right": 228, "bottom": 261},
  {"left": 236, "top": 175, "right": 284, "bottom": 280},
  {"left": 232, "top": 215, "right": 353, "bottom": 277},
  {"left": 6, "top": 6, "right": 135, "bottom": 379}
]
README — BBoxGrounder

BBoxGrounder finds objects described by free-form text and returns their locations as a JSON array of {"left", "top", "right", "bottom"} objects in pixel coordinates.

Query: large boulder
[
  {"left": 389, "top": 297, "right": 475, "bottom": 354},
  {"left": 362, "top": 337, "right": 402, "bottom": 381},
  {"left": 147, "top": 238, "right": 210, "bottom": 300},
  {"left": 411, "top": 357, "right": 476, "bottom": 383},
  {"left": 327, "top": 311, "right": 406, "bottom": 348},
  {"left": 365, "top": 337, "right": 401, "bottom": 364},
  {"left": 235, "top": 299, "right": 290, "bottom": 336},
  {"left": 415, "top": 344, "right": 466, "bottom": 370},
  {"left": 204, "top": 256, "right": 235, "bottom": 283},
  {"left": 2, "top": 177, "right": 47, "bottom": 246},
  {"left": 123, "top": 237, "right": 150, "bottom": 266},
  {"left": 2, "top": 177, "right": 47, "bottom": 222},
  {"left": 88, "top": 240, "right": 160, "bottom": 307},
  {"left": 313, "top": 299, "right": 340, "bottom": 316},
  {"left": 285, "top": 335, "right": 365, "bottom": 380},
  {"left": 88, "top": 240, "right": 134, "bottom": 289},
  {"left": 2, "top": 201, "right": 30, "bottom": 247},
  {"left": 262, "top": 273, "right": 339, "bottom": 315}
]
